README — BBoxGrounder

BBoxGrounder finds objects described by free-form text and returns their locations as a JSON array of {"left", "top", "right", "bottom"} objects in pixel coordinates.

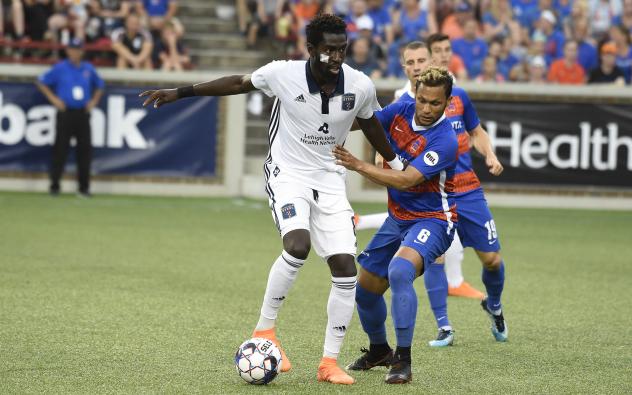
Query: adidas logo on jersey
[
  {"left": 333, "top": 325, "right": 347, "bottom": 332},
  {"left": 294, "top": 94, "right": 306, "bottom": 103}
]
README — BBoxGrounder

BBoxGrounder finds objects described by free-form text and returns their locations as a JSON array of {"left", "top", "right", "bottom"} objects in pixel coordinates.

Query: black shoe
[
  {"left": 49, "top": 186, "right": 60, "bottom": 196},
  {"left": 428, "top": 328, "right": 455, "bottom": 347},
  {"left": 346, "top": 347, "right": 393, "bottom": 371},
  {"left": 481, "top": 298, "right": 508, "bottom": 342},
  {"left": 77, "top": 191, "right": 92, "bottom": 198},
  {"left": 384, "top": 358, "right": 412, "bottom": 384}
]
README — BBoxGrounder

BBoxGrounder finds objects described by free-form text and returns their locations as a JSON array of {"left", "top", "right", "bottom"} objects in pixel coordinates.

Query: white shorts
[{"left": 266, "top": 178, "right": 356, "bottom": 259}]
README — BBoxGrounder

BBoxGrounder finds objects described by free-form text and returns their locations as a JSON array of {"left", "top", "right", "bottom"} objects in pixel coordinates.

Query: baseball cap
[
  {"left": 68, "top": 37, "right": 84, "bottom": 49},
  {"left": 356, "top": 15, "right": 374, "bottom": 31},
  {"left": 540, "top": 10, "right": 557, "bottom": 25},
  {"left": 530, "top": 55, "right": 546, "bottom": 68},
  {"left": 601, "top": 42, "right": 617, "bottom": 55}
]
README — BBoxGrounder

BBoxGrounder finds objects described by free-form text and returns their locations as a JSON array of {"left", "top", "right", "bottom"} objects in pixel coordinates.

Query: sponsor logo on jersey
[{"left": 341, "top": 93, "right": 355, "bottom": 111}]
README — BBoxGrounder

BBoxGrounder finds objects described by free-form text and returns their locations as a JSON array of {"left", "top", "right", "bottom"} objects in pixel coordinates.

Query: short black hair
[
  {"left": 415, "top": 66, "right": 453, "bottom": 99},
  {"left": 306, "top": 14, "right": 347, "bottom": 47},
  {"left": 426, "top": 33, "right": 450, "bottom": 53}
]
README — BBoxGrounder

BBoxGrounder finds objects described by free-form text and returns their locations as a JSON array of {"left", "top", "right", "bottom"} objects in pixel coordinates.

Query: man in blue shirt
[
  {"left": 451, "top": 19, "right": 488, "bottom": 78},
  {"left": 36, "top": 38, "right": 105, "bottom": 197}
]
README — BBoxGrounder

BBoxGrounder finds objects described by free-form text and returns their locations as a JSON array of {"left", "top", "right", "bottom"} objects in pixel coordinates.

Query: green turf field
[{"left": 1, "top": 191, "right": 631, "bottom": 394}]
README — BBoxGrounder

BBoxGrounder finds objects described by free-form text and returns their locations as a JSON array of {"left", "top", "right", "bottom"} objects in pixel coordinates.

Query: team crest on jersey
[
  {"left": 341, "top": 93, "right": 355, "bottom": 111},
  {"left": 410, "top": 140, "right": 421, "bottom": 154},
  {"left": 281, "top": 203, "right": 297, "bottom": 219},
  {"left": 273, "top": 166, "right": 280, "bottom": 177}
]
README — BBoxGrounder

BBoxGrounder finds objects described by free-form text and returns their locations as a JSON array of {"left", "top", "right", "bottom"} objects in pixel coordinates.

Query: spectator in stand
[
  {"left": 529, "top": 29, "right": 547, "bottom": 60},
  {"left": 240, "top": 0, "right": 275, "bottom": 48},
  {"left": 590, "top": 0, "right": 622, "bottom": 39},
  {"left": 610, "top": 24, "right": 632, "bottom": 82},
  {"left": 354, "top": 14, "right": 387, "bottom": 70},
  {"left": 527, "top": 54, "right": 547, "bottom": 82},
  {"left": 427, "top": 32, "right": 468, "bottom": 80},
  {"left": 345, "top": 36, "right": 383, "bottom": 78},
  {"left": 345, "top": 0, "right": 368, "bottom": 40},
  {"left": 135, "top": 0, "right": 177, "bottom": 34},
  {"left": 536, "top": 9, "right": 565, "bottom": 65},
  {"left": 393, "top": 0, "right": 436, "bottom": 43},
  {"left": 367, "top": 0, "right": 393, "bottom": 46},
  {"left": 332, "top": 0, "right": 351, "bottom": 17},
  {"left": 482, "top": 0, "right": 521, "bottom": 43},
  {"left": 441, "top": 1, "right": 472, "bottom": 40},
  {"left": 23, "top": 0, "right": 53, "bottom": 41},
  {"left": 547, "top": 40, "right": 586, "bottom": 84},
  {"left": 612, "top": 0, "right": 632, "bottom": 34},
  {"left": 570, "top": 18, "right": 598, "bottom": 74},
  {"left": 452, "top": 18, "right": 488, "bottom": 78},
  {"left": 510, "top": 0, "right": 540, "bottom": 32},
  {"left": 0, "top": 0, "right": 25, "bottom": 41},
  {"left": 588, "top": 41, "right": 626, "bottom": 84},
  {"left": 496, "top": 35, "right": 521, "bottom": 78},
  {"left": 153, "top": 19, "right": 189, "bottom": 71},
  {"left": 48, "top": 0, "right": 91, "bottom": 42},
  {"left": 553, "top": 0, "right": 572, "bottom": 22},
  {"left": 111, "top": 13, "right": 153, "bottom": 69},
  {"left": 88, "top": 0, "right": 133, "bottom": 41},
  {"left": 293, "top": 0, "right": 328, "bottom": 58},
  {"left": 35, "top": 38, "right": 104, "bottom": 197},
  {"left": 476, "top": 55, "right": 505, "bottom": 81}
]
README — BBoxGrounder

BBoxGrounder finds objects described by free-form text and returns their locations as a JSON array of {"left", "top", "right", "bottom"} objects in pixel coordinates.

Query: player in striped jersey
[{"left": 334, "top": 67, "right": 458, "bottom": 384}]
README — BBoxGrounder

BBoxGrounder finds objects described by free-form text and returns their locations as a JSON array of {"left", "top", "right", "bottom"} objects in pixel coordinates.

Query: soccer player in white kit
[{"left": 140, "top": 14, "right": 404, "bottom": 385}]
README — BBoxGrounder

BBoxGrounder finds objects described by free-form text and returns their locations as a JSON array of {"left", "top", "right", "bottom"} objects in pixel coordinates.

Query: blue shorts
[
  {"left": 456, "top": 189, "right": 501, "bottom": 252},
  {"left": 357, "top": 216, "right": 455, "bottom": 279}
]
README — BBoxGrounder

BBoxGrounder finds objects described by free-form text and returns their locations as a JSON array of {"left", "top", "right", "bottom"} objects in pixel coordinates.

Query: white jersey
[{"left": 251, "top": 60, "right": 381, "bottom": 193}]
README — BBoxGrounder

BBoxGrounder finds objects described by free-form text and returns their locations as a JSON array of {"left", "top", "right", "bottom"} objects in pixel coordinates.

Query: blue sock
[
  {"left": 356, "top": 283, "right": 387, "bottom": 345},
  {"left": 388, "top": 257, "right": 418, "bottom": 348},
  {"left": 482, "top": 261, "right": 505, "bottom": 312},
  {"left": 424, "top": 261, "right": 450, "bottom": 329}
]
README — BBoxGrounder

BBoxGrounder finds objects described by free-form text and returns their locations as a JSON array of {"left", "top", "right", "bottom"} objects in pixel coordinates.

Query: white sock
[
  {"left": 323, "top": 276, "right": 356, "bottom": 359},
  {"left": 256, "top": 251, "right": 305, "bottom": 331},
  {"left": 355, "top": 212, "right": 388, "bottom": 230},
  {"left": 444, "top": 233, "right": 465, "bottom": 288}
]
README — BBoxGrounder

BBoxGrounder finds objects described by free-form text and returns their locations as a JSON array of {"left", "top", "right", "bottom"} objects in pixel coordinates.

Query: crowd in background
[
  {"left": 238, "top": 0, "right": 632, "bottom": 85},
  {"left": 0, "top": 0, "right": 189, "bottom": 71}
]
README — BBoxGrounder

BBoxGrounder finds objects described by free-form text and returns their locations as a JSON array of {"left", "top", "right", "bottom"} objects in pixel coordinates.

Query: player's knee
[
  {"left": 328, "top": 254, "right": 357, "bottom": 277},
  {"left": 387, "top": 259, "right": 415, "bottom": 289},
  {"left": 482, "top": 253, "right": 502, "bottom": 271},
  {"left": 283, "top": 238, "right": 310, "bottom": 260}
]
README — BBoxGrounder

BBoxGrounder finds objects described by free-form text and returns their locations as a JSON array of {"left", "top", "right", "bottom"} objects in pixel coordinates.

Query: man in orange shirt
[{"left": 547, "top": 40, "right": 586, "bottom": 84}]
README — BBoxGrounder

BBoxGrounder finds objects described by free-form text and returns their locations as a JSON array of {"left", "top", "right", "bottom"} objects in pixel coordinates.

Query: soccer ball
[{"left": 235, "top": 338, "right": 283, "bottom": 385}]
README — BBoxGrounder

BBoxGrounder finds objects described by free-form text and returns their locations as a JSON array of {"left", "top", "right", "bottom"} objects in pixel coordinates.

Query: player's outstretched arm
[
  {"left": 139, "top": 74, "right": 257, "bottom": 108},
  {"left": 333, "top": 145, "right": 423, "bottom": 190},
  {"left": 469, "top": 124, "right": 504, "bottom": 176},
  {"left": 356, "top": 115, "right": 404, "bottom": 170}
]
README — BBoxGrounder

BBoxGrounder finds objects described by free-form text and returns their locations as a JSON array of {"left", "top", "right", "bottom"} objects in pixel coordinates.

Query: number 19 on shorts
[{"left": 484, "top": 220, "right": 497, "bottom": 241}]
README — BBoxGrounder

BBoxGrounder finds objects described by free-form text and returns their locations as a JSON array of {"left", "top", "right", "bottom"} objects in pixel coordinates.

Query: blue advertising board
[{"left": 0, "top": 82, "right": 219, "bottom": 178}]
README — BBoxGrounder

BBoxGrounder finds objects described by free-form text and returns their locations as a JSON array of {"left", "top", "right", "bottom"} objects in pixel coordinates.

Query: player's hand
[
  {"left": 333, "top": 145, "right": 363, "bottom": 171},
  {"left": 486, "top": 154, "right": 504, "bottom": 176},
  {"left": 139, "top": 88, "right": 178, "bottom": 108}
]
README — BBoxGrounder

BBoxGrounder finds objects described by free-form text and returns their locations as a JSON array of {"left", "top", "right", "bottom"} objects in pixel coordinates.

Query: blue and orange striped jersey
[
  {"left": 375, "top": 101, "right": 458, "bottom": 225},
  {"left": 398, "top": 86, "right": 482, "bottom": 197}
]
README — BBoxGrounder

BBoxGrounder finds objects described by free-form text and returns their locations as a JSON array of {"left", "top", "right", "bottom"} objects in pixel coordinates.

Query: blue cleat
[
  {"left": 481, "top": 298, "right": 508, "bottom": 342},
  {"left": 428, "top": 328, "right": 454, "bottom": 347}
]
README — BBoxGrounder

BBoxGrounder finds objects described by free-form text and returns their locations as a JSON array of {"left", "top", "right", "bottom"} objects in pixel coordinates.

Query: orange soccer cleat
[
  {"left": 252, "top": 327, "right": 292, "bottom": 372},
  {"left": 317, "top": 357, "right": 355, "bottom": 385},
  {"left": 448, "top": 281, "right": 485, "bottom": 300}
]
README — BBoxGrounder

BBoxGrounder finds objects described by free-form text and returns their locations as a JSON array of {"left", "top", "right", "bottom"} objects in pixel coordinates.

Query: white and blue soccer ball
[{"left": 235, "top": 337, "right": 282, "bottom": 385}]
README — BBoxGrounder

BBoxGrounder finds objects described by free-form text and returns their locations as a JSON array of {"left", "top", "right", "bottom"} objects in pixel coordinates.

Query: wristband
[
  {"left": 176, "top": 85, "right": 195, "bottom": 98},
  {"left": 387, "top": 157, "right": 404, "bottom": 171}
]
